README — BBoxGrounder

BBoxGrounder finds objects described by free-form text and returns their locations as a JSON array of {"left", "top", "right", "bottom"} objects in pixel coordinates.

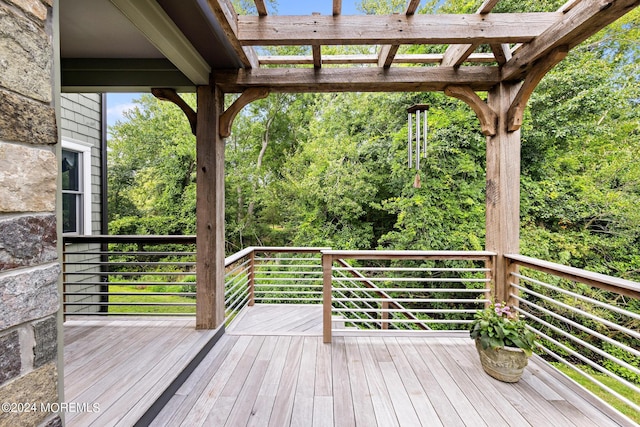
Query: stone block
[
  {"left": 0, "top": 5, "right": 52, "bottom": 102},
  {"left": 0, "top": 214, "right": 57, "bottom": 272},
  {"left": 33, "top": 316, "right": 56, "bottom": 368},
  {"left": 0, "top": 362, "right": 57, "bottom": 427},
  {"left": 0, "top": 331, "right": 20, "bottom": 385},
  {"left": 0, "top": 264, "right": 60, "bottom": 330},
  {"left": 0, "top": 142, "right": 57, "bottom": 213},
  {"left": 6, "top": 0, "right": 48, "bottom": 22},
  {"left": 0, "top": 89, "right": 57, "bottom": 145}
]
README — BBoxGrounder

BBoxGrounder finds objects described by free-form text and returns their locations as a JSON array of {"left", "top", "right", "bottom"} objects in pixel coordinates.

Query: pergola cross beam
[{"left": 237, "top": 13, "right": 560, "bottom": 46}]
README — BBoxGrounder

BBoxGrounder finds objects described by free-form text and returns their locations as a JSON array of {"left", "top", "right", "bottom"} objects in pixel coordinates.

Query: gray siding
[{"left": 61, "top": 94, "right": 104, "bottom": 314}]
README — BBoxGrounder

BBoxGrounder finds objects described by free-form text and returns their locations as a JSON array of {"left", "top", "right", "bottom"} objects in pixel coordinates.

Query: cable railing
[
  {"left": 322, "top": 250, "right": 495, "bottom": 342},
  {"left": 506, "top": 254, "right": 640, "bottom": 416},
  {"left": 252, "top": 247, "right": 326, "bottom": 304},
  {"left": 63, "top": 235, "right": 196, "bottom": 316},
  {"left": 224, "top": 247, "right": 253, "bottom": 325}
]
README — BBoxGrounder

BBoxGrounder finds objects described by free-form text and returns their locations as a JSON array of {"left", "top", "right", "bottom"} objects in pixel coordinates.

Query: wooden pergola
[{"left": 59, "top": 0, "right": 639, "bottom": 329}]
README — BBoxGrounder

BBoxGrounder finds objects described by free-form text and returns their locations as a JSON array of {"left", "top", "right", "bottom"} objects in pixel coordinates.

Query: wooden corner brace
[
  {"left": 151, "top": 88, "right": 197, "bottom": 135},
  {"left": 219, "top": 87, "right": 270, "bottom": 138},
  {"left": 507, "top": 46, "right": 568, "bottom": 132},
  {"left": 444, "top": 85, "right": 497, "bottom": 136}
]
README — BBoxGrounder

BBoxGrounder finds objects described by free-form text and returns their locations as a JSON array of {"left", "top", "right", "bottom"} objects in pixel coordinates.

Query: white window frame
[{"left": 62, "top": 138, "right": 93, "bottom": 236}]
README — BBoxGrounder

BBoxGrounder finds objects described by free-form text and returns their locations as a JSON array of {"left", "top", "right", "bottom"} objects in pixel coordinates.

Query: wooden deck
[
  {"left": 63, "top": 317, "right": 221, "bottom": 426},
  {"left": 152, "top": 305, "right": 634, "bottom": 427},
  {"left": 64, "top": 306, "right": 635, "bottom": 427}
]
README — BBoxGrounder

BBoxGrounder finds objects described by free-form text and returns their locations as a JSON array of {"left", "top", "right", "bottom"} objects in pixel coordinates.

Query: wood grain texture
[
  {"left": 444, "top": 85, "right": 497, "bottom": 136},
  {"left": 196, "top": 84, "right": 226, "bottom": 329},
  {"left": 69, "top": 313, "right": 634, "bottom": 427},
  {"left": 485, "top": 82, "right": 522, "bottom": 305},
  {"left": 64, "top": 318, "right": 220, "bottom": 427},
  {"left": 237, "top": 13, "right": 558, "bottom": 45},
  {"left": 214, "top": 66, "right": 501, "bottom": 93}
]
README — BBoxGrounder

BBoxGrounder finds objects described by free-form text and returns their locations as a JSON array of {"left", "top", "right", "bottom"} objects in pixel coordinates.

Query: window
[{"left": 62, "top": 139, "right": 92, "bottom": 235}]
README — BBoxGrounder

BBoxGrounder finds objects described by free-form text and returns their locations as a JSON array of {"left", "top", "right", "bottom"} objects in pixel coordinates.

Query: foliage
[
  {"left": 470, "top": 302, "right": 538, "bottom": 356},
  {"left": 107, "top": 286, "right": 196, "bottom": 314},
  {"left": 108, "top": 94, "right": 197, "bottom": 235}
]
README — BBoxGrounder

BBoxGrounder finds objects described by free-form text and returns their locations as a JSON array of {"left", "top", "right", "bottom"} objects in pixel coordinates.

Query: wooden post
[
  {"left": 485, "top": 255, "right": 495, "bottom": 308},
  {"left": 486, "top": 82, "right": 521, "bottom": 306},
  {"left": 195, "top": 83, "right": 226, "bottom": 329},
  {"left": 381, "top": 300, "right": 389, "bottom": 330},
  {"left": 322, "top": 253, "right": 333, "bottom": 343}
]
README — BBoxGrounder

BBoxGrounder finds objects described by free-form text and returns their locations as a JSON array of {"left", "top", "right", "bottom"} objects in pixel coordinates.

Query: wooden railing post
[
  {"left": 322, "top": 252, "right": 333, "bottom": 343},
  {"left": 381, "top": 301, "right": 389, "bottom": 330},
  {"left": 486, "top": 254, "right": 495, "bottom": 308},
  {"left": 248, "top": 249, "right": 256, "bottom": 306},
  {"left": 505, "top": 256, "right": 519, "bottom": 307}
]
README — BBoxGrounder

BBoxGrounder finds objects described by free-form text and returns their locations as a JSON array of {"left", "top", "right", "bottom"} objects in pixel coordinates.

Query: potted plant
[{"left": 470, "top": 302, "right": 537, "bottom": 382}]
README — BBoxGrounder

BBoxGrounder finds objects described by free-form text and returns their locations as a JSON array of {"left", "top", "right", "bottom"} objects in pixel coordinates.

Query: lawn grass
[
  {"left": 108, "top": 285, "right": 196, "bottom": 314},
  {"left": 552, "top": 363, "right": 640, "bottom": 424}
]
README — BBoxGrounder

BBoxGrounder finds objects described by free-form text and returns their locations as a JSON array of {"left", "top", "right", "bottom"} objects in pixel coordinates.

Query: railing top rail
[
  {"left": 322, "top": 250, "right": 496, "bottom": 260},
  {"left": 63, "top": 235, "right": 196, "bottom": 244},
  {"left": 252, "top": 246, "right": 331, "bottom": 254},
  {"left": 225, "top": 247, "right": 255, "bottom": 267},
  {"left": 505, "top": 253, "right": 640, "bottom": 299},
  {"left": 225, "top": 246, "right": 331, "bottom": 267}
]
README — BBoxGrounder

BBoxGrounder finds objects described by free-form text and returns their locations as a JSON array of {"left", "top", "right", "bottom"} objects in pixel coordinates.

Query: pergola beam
[
  {"left": 503, "top": 0, "right": 640, "bottom": 81},
  {"left": 237, "top": 13, "right": 560, "bottom": 46},
  {"left": 214, "top": 66, "right": 501, "bottom": 93}
]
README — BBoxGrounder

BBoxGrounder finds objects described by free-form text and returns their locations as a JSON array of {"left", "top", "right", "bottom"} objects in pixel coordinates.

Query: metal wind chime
[{"left": 407, "top": 104, "right": 429, "bottom": 188}]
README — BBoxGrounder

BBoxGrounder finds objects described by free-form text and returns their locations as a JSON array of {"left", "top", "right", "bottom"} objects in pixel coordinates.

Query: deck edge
[{"left": 133, "top": 324, "right": 226, "bottom": 427}]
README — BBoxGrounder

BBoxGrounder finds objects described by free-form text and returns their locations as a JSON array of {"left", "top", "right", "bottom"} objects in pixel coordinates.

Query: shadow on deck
[{"left": 64, "top": 305, "right": 635, "bottom": 426}]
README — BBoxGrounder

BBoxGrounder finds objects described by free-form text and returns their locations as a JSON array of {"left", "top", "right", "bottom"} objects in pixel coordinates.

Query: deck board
[
  {"left": 66, "top": 306, "right": 636, "bottom": 426},
  {"left": 227, "top": 304, "right": 323, "bottom": 335},
  {"left": 63, "top": 317, "right": 219, "bottom": 427}
]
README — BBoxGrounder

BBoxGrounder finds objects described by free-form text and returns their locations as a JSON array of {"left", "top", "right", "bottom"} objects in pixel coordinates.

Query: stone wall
[{"left": 0, "top": 0, "right": 61, "bottom": 426}]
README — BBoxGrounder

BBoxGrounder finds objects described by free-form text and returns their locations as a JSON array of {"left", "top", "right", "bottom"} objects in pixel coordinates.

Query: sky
[{"left": 106, "top": 1, "right": 363, "bottom": 129}]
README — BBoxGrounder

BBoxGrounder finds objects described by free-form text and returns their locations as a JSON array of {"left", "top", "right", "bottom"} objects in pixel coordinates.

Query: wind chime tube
[
  {"left": 415, "top": 109, "right": 420, "bottom": 170},
  {"left": 408, "top": 113, "right": 412, "bottom": 168},
  {"left": 423, "top": 110, "right": 428, "bottom": 158}
]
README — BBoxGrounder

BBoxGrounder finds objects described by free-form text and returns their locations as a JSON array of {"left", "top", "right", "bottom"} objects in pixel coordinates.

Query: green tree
[{"left": 108, "top": 94, "right": 196, "bottom": 235}]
